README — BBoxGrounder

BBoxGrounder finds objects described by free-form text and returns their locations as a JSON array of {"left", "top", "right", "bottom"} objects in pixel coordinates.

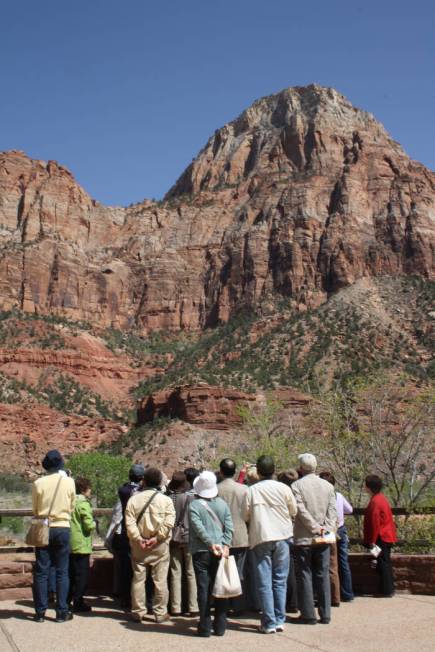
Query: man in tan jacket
[
  {"left": 32, "top": 449, "right": 76, "bottom": 623},
  {"left": 125, "top": 467, "right": 175, "bottom": 623},
  {"left": 291, "top": 453, "right": 337, "bottom": 625}
]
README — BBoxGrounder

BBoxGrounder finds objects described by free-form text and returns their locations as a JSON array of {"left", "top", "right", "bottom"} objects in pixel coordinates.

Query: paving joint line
[
  {"left": 0, "top": 621, "right": 21, "bottom": 652},
  {"left": 279, "top": 630, "right": 331, "bottom": 651},
  {"left": 232, "top": 619, "right": 331, "bottom": 652}
]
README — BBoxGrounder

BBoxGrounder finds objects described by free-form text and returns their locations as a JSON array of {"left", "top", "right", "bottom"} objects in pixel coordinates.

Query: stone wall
[{"left": 1, "top": 553, "right": 434, "bottom": 600}]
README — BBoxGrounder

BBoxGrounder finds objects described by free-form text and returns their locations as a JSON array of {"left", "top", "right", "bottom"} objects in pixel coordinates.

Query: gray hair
[{"left": 298, "top": 453, "right": 317, "bottom": 472}]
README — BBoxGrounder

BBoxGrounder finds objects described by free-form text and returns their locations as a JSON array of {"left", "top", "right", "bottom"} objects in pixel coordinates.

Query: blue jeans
[
  {"left": 252, "top": 540, "right": 289, "bottom": 630},
  {"left": 337, "top": 525, "right": 354, "bottom": 600},
  {"left": 33, "top": 527, "right": 70, "bottom": 616}
]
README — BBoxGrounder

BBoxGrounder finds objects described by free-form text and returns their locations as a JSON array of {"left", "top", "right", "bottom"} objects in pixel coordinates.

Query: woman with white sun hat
[{"left": 188, "top": 470, "right": 234, "bottom": 637}]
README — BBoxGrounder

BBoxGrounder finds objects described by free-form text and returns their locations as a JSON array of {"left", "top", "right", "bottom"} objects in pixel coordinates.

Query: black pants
[
  {"left": 68, "top": 553, "right": 90, "bottom": 606},
  {"left": 295, "top": 544, "right": 331, "bottom": 621},
  {"left": 192, "top": 551, "right": 228, "bottom": 635},
  {"left": 286, "top": 541, "right": 298, "bottom": 611},
  {"left": 229, "top": 547, "right": 247, "bottom": 613},
  {"left": 376, "top": 539, "right": 395, "bottom": 596}
]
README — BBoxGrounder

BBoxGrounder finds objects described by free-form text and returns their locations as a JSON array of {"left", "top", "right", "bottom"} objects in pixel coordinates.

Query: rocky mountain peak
[
  {"left": 166, "top": 84, "right": 400, "bottom": 198},
  {"left": 0, "top": 85, "right": 433, "bottom": 335}
]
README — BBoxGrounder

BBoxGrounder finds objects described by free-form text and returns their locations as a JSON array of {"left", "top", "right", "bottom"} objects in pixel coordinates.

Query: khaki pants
[
  {"left": 169, "top": 544, "right": 198, "bottom": 613},
  {"left": 329, "top": 542, "right": 341, "bottom": 605},
  {"left": 131, "top": 541, "right": 170, "bottom": 619}
]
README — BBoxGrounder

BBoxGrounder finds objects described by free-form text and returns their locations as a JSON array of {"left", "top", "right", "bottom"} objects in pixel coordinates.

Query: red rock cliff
[{"left": 0, "top": 85, "right": 433, "bottom": 332}]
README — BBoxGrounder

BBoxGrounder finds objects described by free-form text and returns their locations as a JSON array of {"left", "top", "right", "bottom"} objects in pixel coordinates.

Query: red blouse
[{"left": 363, "top": 492, "right": 397, "bottom": 545}]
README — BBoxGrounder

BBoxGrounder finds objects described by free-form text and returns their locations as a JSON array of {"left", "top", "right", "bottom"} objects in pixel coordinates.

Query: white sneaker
[
  {"left": 276, "top": 624, "right": 285, "bottom": 632},
  {"left": 258, "top": 626, "right": 276, "bottom": 634}
]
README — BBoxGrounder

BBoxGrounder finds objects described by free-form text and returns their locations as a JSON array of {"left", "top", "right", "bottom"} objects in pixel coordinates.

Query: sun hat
[
  {"left": 298, "top": 453, "right": 317, "bottom": 472},
  {"left": 193, "top": 470, "right": 218, "bottom": 498}
]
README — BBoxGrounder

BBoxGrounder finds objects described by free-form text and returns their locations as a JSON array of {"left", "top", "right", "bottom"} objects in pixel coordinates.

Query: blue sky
[{"left": 1, "top": 0, "right": 434, "bottom": 206}]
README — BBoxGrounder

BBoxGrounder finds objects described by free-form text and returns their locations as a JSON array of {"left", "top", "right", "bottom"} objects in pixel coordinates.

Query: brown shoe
[
  {"left": 131, "top": 613, "right": 146, "bottom": 622},
  {"left": 155, "top": 613, "right": 171, "bottom": 624}
]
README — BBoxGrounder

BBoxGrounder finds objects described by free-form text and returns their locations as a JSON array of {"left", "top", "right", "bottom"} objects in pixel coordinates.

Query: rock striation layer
[
  {"left": 138, "top": 384, "right": 312, "bottom": 430},
  {"left": 0, "top": 85, "right": 433, "bottom": 332}
]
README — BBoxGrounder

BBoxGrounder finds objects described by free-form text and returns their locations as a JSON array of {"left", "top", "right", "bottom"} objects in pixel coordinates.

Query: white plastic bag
[{"left": 212, "top": 555, "right": 242, "bottom": 598}]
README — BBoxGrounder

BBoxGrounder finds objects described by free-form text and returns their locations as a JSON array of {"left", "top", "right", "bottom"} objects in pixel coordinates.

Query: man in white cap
[
  {"left": 189, "top": 470, "right": 234, "bottom": 637},
  {"left": 291, "top": 453, "right": 337, "bottom": 625}
]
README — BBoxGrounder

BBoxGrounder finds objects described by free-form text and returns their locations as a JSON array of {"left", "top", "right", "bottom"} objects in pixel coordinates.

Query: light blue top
[{"left": 188, "top": 496, "right": 233, "bottom": 554}]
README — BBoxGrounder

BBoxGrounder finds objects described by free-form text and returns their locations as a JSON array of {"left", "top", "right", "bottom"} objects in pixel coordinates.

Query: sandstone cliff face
[
  {"left": 0, "top": 85, "right": 434, "bottom": 333},
  {"left": 138, "top": 384, "right": 312, "bottom": 431},
  {"left": 0, "top": 403, "right": 126, "bottom": 477}
]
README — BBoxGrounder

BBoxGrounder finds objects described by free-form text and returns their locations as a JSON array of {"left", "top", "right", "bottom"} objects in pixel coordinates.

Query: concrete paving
[{"left": 0, "top": 594, "right": 434, "bottom": 652}]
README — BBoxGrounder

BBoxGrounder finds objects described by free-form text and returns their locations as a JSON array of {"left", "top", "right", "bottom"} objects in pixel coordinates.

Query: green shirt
[
  {"left": 70, "top": 494, "right": 96, "bottom": 554},
  {"left": 188, "top": 496, "right": 233, "bottom": 554}
]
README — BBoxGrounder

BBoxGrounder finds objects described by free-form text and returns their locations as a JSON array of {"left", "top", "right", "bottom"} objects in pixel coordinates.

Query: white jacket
[{"left": 243, "top": 479, "right": 297, "bottom": 549}]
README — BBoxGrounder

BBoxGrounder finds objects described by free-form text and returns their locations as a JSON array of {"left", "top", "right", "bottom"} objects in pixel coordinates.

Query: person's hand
[
  {"left": 222, "top": 545, "right": 230, "bottom": 558},
  {"left": 210, "top": 544, "right": 223, "bottom": 556},
  {"left": 145, "top": 537, "right": 158, "bottom": 549},
  {"left": 138, "top": 539, "right": 148, "bottom": 551}
]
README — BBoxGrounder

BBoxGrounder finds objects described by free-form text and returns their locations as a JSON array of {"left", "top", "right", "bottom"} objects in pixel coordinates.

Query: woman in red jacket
[{"left": 363, "top": 475, "right": 397, "bottom": 597}]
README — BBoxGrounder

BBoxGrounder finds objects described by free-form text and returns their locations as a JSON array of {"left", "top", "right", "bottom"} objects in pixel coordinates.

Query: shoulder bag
[
  {"left": 172, "top": 495, "right": 190, "bottom": 545},
  {"left": 199, "top": 498, "right": 224, "bottom": 531},
  {"left": 136, "top": 490, "right": 158, "bottom": 526}
]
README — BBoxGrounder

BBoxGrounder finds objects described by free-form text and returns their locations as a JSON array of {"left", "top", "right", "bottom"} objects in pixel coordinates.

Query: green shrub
[{"left": 67, "top": 452, "right": 132, "bottom": 507}]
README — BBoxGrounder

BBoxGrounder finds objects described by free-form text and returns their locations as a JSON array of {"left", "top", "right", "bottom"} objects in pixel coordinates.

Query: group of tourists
[{"left": 31, "top": 448, "right": 397, "bottom": 635}]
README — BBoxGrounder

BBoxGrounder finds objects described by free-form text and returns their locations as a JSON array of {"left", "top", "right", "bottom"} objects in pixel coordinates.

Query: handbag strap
[
  {"left": 199, "top": 499, "right": 223, "bottom": 531},
  {"left": 136, "top": 490, "right": 158, "bottom": 525},
  {"left": 47, "top": 475, "right": 63, "bottom": 520}
]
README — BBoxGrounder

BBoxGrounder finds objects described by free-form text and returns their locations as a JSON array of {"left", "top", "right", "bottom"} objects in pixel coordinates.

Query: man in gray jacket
[
  {"left": 291, "top": 453, "right": 337, "bottom": 625},
  {"left": 217, "top": 458, "right": 249, "bottom": 612}
]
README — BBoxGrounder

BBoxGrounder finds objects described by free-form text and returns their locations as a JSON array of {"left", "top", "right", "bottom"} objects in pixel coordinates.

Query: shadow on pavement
[
  {"left": 121, "top": 616, "right": 198, "bottom": 637},
  {"left": 0, "top": 608, "right": 50, "bottom": 621}
]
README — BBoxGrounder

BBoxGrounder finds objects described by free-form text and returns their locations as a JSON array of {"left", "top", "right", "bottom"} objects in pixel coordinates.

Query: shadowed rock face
[
  {"left": 0, "top": 85, "right": 434, "bottom": 333},
  {"left": 137, "top": 384, "right": 312, "bottom": 431}
]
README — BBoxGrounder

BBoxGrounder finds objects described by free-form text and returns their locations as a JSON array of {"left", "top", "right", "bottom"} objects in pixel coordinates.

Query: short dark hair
[
  {"left": 277, "top": 469, "right": 299, "bottom": 487},
  {"left": 257, "top": 455, "right": 275, "bottom": 478},
  {"left": 168, "top": 471, "right": 189, "bottom": 493},
  {"left": 365, "top": 474, "right": 383, "bottom": 494},
  {"left": 75, "top": 477, "right": 91, "bottom": 495},
  {"left": 219, "top": 458, "right": 236, "bottom": 478},
  {"left": 319, "top": 471, "right": 336, "bottom": 486},
  {"left": 143, "top": 467, "right": 163, "bottom": 488},
  {"left": 184, "top": 467, "right": 200, "bottom": 487}
]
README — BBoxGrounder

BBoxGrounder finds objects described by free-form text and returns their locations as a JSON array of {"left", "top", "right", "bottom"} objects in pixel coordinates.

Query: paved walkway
[{"left": 0, "top": 594, "right": 434, "bottom": 652}]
